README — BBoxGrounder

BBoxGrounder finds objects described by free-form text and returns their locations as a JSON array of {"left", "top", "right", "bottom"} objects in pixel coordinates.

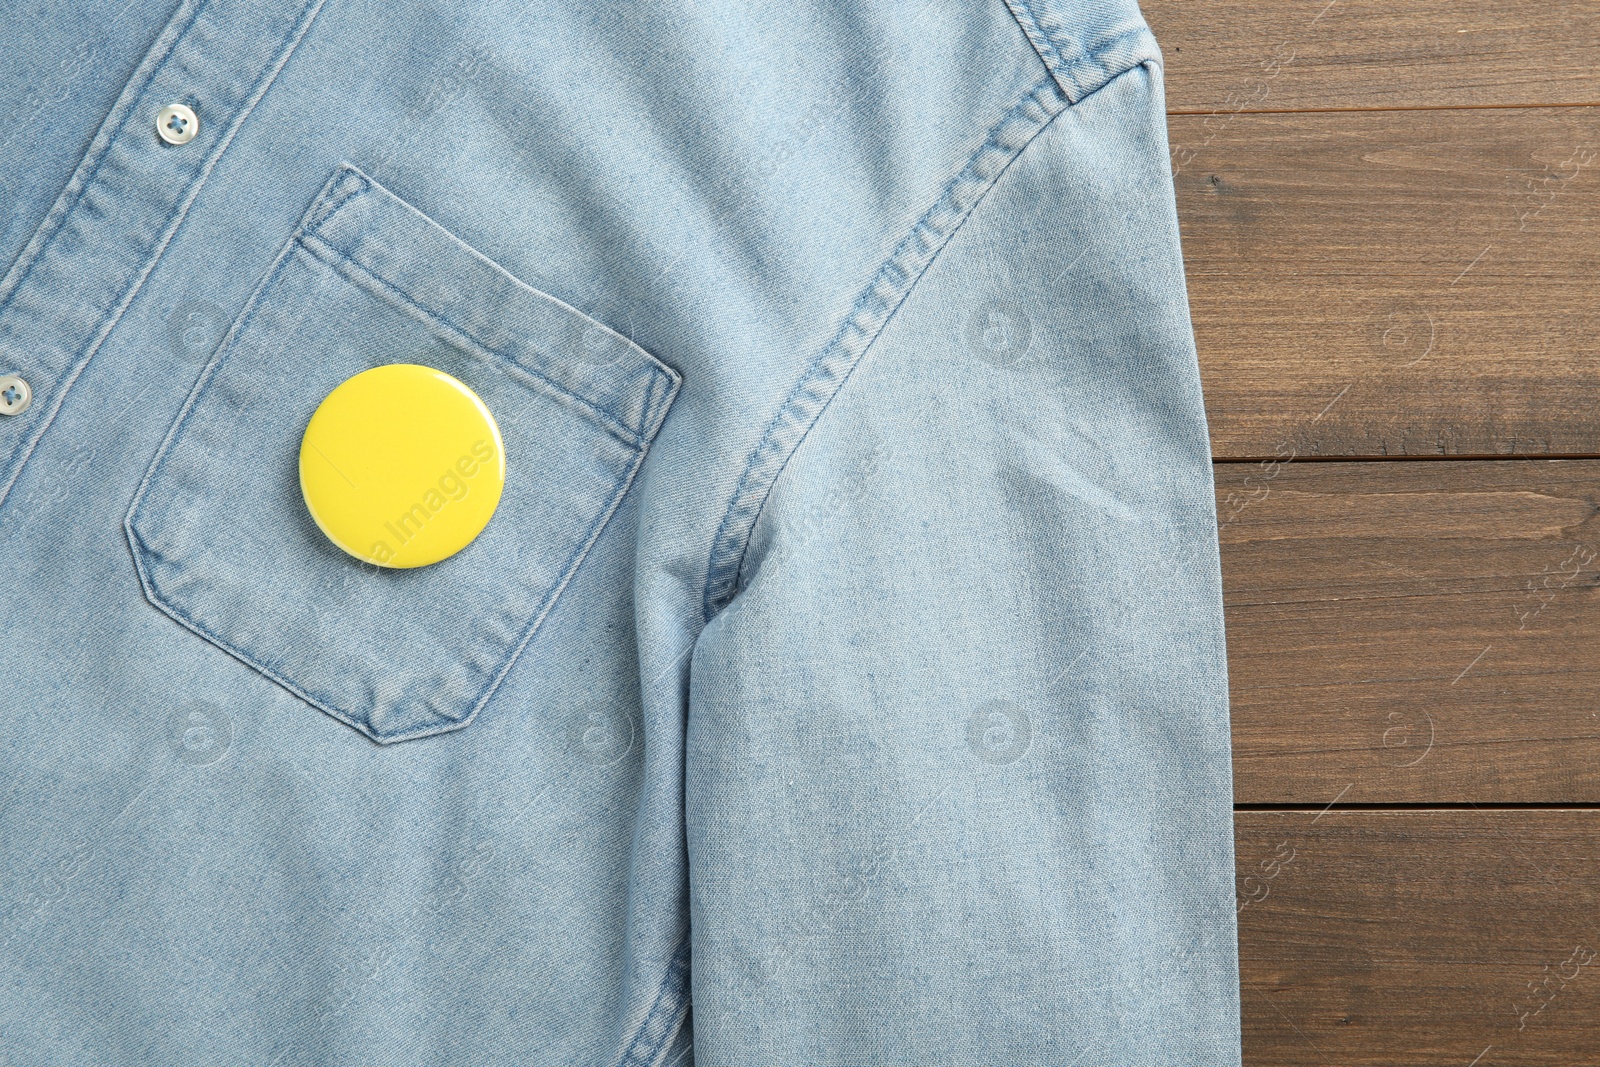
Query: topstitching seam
[
  {"left": 697, "top": 23, "right": 1165, "bottom": 626},
  {"left": 697, "top": 76, "right": 1063, "bottom": 624}
]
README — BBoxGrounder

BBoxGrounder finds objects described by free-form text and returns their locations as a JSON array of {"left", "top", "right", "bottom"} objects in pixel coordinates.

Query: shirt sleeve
[{"left": 682, "top": 51, "right": 1243, "bottom": 1067}]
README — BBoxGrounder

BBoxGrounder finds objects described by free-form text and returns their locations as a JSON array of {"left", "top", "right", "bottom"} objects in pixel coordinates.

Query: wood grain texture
[
  {"left": 1237, "top": 810, "right": 1600, "bottom": 1066},
  {"left": 1160, "top": 3, "right": 1600, "bottom": 1063},
  {"left": 1173, "top": 105, "right": 1600, "bottom": 459},
  {"left": 1144, "top": 0, "right": 1600, "bottom": 113},
  {"left": 1219, "top": 458, "right": 1600, "bottom": 804}
]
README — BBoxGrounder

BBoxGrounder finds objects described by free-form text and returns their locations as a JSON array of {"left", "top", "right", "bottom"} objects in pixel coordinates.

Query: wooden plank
[
  {"left": 1144, "top": 0, "right": 1600, "bottom": 114},
  {"left": 1173, "top": 105, "right": 1600, "bottom": 459},
  {"left": 1219, "top": 458, "right": 1600, "bottom": 804},
  {"left": 1237, "top": 810, "right": 1600, "bottom": 1066}
]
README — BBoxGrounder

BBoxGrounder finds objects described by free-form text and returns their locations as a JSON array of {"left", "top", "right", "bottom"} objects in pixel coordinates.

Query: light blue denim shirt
[{"left": 0, "top": 1, "right": 1240, "bottom": 1063}]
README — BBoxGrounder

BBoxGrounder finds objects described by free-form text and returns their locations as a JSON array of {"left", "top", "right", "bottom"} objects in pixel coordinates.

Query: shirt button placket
[{"left": 0, "top": 0, "right": 328, "bottom": 509}]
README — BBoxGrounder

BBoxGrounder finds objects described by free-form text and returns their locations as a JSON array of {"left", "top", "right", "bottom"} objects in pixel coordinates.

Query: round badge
[{"left": 299, "top": 364, "right": 505, "bottom": 568}]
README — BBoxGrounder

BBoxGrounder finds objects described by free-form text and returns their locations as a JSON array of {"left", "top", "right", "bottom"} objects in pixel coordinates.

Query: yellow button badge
[{"left": 299, "top": 364, "right": 505, "bottom": 568}]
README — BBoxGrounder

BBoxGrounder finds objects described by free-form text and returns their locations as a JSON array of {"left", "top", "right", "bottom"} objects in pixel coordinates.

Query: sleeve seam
[{"left": 698, "top": 75, "right": 1069, "bottom": 624}]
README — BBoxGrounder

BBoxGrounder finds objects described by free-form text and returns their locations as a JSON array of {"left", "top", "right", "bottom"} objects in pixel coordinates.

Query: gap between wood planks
[
  {"left": 1237, "top": 802, "right": 1600, "bottom": 811},
  {"left": 1170, "top": 101, "right": 1600, "bottom": 116},
  {"left": 1215, "top": 454, "right": 1600, "bottom": 464}
]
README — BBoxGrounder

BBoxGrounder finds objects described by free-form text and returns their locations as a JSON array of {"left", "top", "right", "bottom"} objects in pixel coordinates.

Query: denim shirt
[{"left": 0, "top": 1, "right": 1240, "bottom": 1063}]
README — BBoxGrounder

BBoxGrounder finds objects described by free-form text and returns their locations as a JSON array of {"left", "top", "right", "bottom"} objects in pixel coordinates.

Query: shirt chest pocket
[{"left": 125, "top": 164, "right": 680, "bottom": 744}]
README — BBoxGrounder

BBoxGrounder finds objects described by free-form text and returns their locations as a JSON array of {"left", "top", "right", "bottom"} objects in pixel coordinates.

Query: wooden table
[{"left": 1142, "top": 2, "right": 1600, "bottom": 1062}]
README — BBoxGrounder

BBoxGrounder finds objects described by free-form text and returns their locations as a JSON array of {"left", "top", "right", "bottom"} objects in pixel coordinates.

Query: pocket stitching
[
  {"left": 125, "top": 169, "right": 679, "bottom": 744},
  {"left": 309, "top": 162, "right": 682, "bottom": 444},
  {"left": 302, "top": 162, "right": 371, "bottom": 239},
  {"left": 127, "top": 429, "right": 654, "bottom": 744},
  {"left": 297, "top": 231, "right": 650, "bottom": 449}
]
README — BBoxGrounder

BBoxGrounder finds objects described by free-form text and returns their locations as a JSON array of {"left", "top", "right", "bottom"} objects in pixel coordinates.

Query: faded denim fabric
[{"left": 0, "top": 1, "right": 1240, "bottom": 1064}]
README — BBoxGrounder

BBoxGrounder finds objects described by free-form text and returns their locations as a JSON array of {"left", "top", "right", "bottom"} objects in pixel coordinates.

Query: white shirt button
[
  {"left": 0, "top": 374, "right": 32, "bottom": 416},
  {"left": 155, "top": 103, "right": 198, "bottom": 146}
]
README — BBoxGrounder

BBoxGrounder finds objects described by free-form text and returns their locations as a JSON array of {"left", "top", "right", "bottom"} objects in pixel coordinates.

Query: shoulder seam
[{"left": 1004, "top": 0, "right": 1161, "bottom": 102}]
